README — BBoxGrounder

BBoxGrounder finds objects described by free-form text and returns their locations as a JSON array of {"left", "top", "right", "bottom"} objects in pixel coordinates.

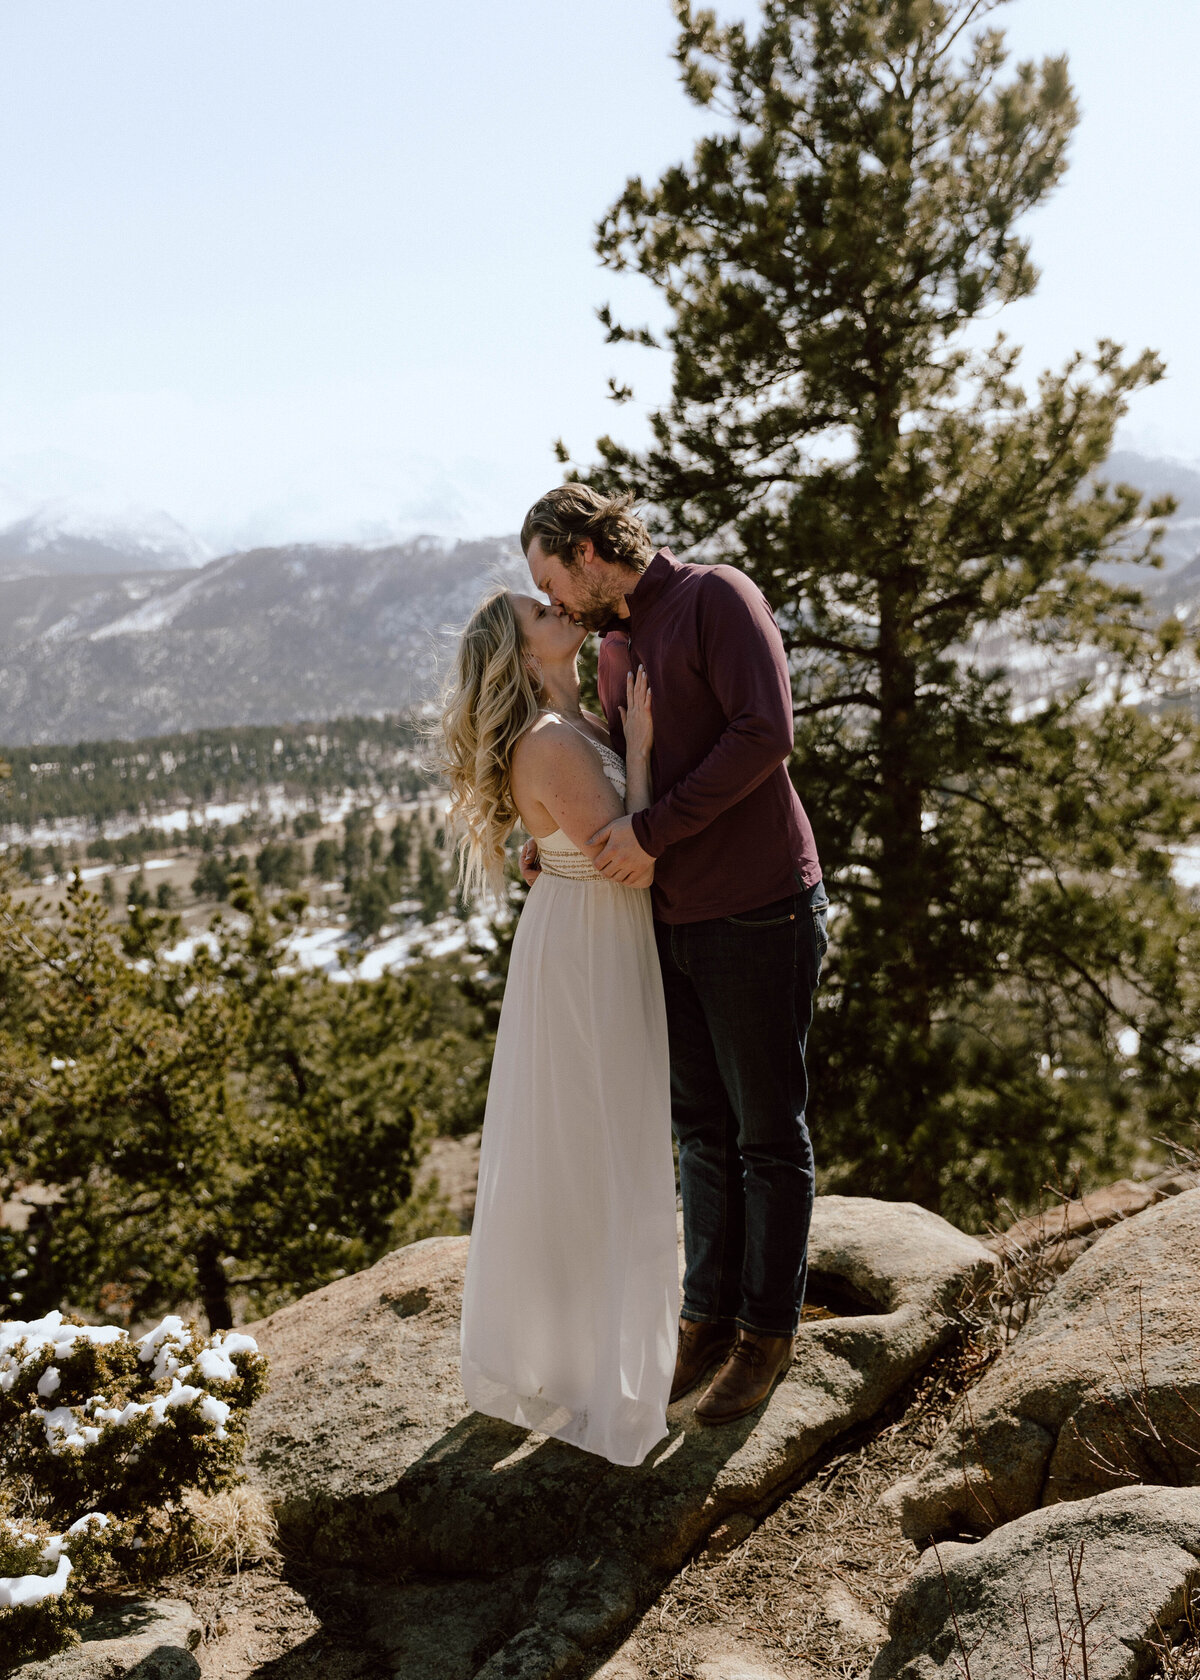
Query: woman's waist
[{"left": 538, "top": 852, "right": 607, "bottom": 882}]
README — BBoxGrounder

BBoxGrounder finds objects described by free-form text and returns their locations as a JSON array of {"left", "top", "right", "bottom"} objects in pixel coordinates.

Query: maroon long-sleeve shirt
[{"left": 597, "top": 549, "right": 821, "bottom": 924}]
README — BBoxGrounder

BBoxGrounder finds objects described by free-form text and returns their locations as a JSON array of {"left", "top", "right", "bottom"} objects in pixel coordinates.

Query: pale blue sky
[{"left": 0, "top": 0, "right": 1197, "bottom": 552}]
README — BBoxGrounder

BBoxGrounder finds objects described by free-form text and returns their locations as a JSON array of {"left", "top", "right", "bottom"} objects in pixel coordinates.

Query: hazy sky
[{"left": 0, "top": 0, "right": 1197, "bottom": 553}]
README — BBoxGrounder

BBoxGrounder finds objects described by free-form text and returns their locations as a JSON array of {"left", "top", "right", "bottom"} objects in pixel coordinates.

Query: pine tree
[
  {"left": 388, "top": 815, "right": 413, "bottom": 872},
  {"left": 0, "top": 871, "right": 485, "bottom": 1328},
  {"left": 569, "top": 0, "right": 1200, "bottom": 1219},
  {"left": 341, "top": 809, "right": 371, "bottom": 892},
  {"left": 311, "top": 837, "right": 341, "bottom": 883},
  {"left": 349, "top": 875, "right": 390, "bottom": 941},
  {"left": 417, "top": 836, "right": 450, "bottom": 925}
]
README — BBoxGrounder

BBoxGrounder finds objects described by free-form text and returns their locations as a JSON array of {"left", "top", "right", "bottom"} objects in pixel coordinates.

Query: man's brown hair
[{"left": 520, "top": 485, "right": 653, "bottom": 573}]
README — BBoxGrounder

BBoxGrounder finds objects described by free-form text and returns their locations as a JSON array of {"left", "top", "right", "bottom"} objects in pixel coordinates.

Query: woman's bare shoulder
[{"left": 512, "top": 714, "right": 592, "bottom": 769}]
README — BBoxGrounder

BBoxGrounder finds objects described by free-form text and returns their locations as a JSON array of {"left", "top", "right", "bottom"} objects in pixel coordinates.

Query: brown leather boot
[
  {"left": 693, "top": 1329, "right": 794, "bottom": 1425},
  {"left": 670, "top": 1318, "right": 737, "bottom": 1405}
]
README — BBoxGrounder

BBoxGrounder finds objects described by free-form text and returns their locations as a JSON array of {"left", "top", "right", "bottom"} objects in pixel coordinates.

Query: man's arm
[
  {"left": 631, "top": 568, "right": 793, "bottom": 858},
  {"left": 597, "top": 631, "right": 634, "bottom": 754},
  {"left": 591, "top": 642, "right": 656, "bottom": 888}
]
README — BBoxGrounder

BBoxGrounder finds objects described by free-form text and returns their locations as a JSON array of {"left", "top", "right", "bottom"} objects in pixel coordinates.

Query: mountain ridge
[
  {"left": 2, "top": 449, "right": 1199, "bottom": 749},
  {"left": 0, "top": 502, "right": 211, "bottom": 578},
  {"left": 0, "top": 536, "right": 522, "bottom": 746}
]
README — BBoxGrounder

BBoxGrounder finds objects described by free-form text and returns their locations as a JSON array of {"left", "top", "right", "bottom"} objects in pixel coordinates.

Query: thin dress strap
[{"left": 545, "top": 712, "right": 612, "bottom": 754}]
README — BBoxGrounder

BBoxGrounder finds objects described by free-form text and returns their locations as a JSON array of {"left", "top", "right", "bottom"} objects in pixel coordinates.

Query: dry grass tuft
[
  {"left": 1148, "top": 1590, "right": 1200, "bottom": 1680},
  {"left": 186, "top": 1485, "right": 279, "bottom": 1576}
]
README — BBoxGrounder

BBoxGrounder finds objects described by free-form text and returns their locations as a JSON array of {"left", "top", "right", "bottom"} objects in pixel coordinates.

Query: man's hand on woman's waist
[{"left": 589, "top": 814, "right": 656, "bottom": 888}]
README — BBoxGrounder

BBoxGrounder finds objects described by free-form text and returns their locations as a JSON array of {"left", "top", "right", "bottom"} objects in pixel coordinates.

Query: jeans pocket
[
  {"left": 812, "top": 906, "right": 829, "bottom": 980},
  {"left": 722, "top": 902, "right": 798, "bottom": 929}
]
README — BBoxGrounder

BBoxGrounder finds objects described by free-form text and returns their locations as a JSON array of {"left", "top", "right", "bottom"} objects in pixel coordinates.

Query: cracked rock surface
[
  {"left": 244, "top": 1198, "right": 993, "bottom": 1679},
  {"left": 888, "top": 1187, "right": 1200, "bottom": 1545},
  {"left": 870, "top": 1484, "right": 1200, "bottom": 1680},
  {"left": 11, "top": 1599, "right": 202, "bottom": 1680}
]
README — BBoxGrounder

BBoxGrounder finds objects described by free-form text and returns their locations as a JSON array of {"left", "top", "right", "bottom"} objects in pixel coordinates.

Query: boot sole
[{"left": 693, "top": 1356, "right": 793, "bottom": 1426}]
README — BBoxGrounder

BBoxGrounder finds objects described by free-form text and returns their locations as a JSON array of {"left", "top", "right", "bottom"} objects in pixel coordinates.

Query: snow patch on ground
[
  {"left": 159, "top": 910, "right": 496, "bottom": 983},
  {"left": 282, "top": 911, "right": 495, "bottom": 982},
  {"left": 1171, "top": 844, "right": 1200, "bottom": 892},
  {"left": 1, "top": 787, "right": 438, "bottom": 851}
]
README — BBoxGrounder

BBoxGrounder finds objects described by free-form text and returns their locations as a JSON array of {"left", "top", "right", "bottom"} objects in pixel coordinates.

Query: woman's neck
[{"left": 539, "top": 667, "right": 583, "bottom": 718}]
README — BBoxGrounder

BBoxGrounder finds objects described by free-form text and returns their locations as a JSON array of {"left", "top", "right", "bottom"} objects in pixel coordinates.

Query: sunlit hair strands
[
  {"left": 439, "top": 588, "right": 542, "bottom": 904},
  {"left": 520, "top": 484, "right": 653, "bottom": 572}
]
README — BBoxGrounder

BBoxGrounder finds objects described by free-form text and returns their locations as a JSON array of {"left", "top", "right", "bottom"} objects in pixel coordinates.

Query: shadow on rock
[
  {"left": 246, "top": 1199, "right": 995, "bottom": 1680},
  {"left": 888, "top": 1187, "right": 1200, "bottom": 1545}
]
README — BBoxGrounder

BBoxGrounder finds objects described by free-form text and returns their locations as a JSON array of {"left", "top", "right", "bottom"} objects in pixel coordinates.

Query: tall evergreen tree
[{"left": 568, "top": 0, "right": 1200, "bottom": 1218}]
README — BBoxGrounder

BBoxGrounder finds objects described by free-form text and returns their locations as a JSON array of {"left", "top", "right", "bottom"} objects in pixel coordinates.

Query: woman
[{"left": 440, "top": 588, "right": 678, "bottom": 1467}]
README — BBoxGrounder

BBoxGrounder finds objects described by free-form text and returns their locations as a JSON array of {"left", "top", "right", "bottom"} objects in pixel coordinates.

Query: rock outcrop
[
  {"left": 870, "top": 1484, "right": 1200, "bottom": 1680},
  {"left": 597, "top": 1634, "right": 803, "bottom": 1680},
  {"left": 889, "top": 1187, "right": 1200, "bottom": 1544},
  {"left": 12, "top": 1599, "right": 201, "bottom": 1680},
  {"left": 245, "top": 1196, "right": 993, "bottom": 1680},
  {"left": 989, "top": 1167, "right": 1200, "bottom": 1274}
]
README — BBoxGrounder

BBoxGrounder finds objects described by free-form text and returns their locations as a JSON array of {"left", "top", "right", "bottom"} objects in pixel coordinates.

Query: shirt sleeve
[
  {"left": 631, "top": 569, "right": 794, "bottom": 857},
  {"left": 597, "top": 631, "right": 634, "bottom": 759}
]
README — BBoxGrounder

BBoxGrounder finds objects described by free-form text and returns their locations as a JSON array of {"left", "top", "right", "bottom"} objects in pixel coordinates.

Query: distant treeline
[{"left": 0, "top": 716, "right": 433, "bottom": 830}]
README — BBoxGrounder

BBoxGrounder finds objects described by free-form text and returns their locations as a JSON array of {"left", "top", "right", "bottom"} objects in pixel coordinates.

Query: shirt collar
[{"left": 613, "top": 548, "right": 675, "bottom": 632}]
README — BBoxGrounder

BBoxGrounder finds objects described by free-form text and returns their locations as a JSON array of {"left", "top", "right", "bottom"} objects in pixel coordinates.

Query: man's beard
[
  {"left": 565, "top": 574, "right": 622, "bottom": 634},
  {"left": 574, "top": 602, "right": 619, "bottom": 633}
]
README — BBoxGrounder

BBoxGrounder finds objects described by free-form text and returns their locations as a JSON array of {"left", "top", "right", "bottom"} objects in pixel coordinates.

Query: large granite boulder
[
  {"left": 870, "top": 1485, "right": 1200, "bottom": 1680},
  {"left": 245, "top": 1196, "right": 994, "bottom": 1680},
  {"left": 889, "top": 1187, "right": 1200, "bottom": 1545}
]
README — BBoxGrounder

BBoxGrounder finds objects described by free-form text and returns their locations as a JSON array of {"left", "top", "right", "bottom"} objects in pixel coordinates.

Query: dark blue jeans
[{"left": 654, "top": 881, "right": 828, "bottom": 1338}]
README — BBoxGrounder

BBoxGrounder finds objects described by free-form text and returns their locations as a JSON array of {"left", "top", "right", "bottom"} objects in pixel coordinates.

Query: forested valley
[{"left": 0, "top": 714, "right": 508, "bottom": 1334}]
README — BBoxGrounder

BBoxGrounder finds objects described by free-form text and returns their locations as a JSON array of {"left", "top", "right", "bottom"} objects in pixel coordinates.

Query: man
[{"left": 521, "top": 484, "right": 826, "bottom": 1424}]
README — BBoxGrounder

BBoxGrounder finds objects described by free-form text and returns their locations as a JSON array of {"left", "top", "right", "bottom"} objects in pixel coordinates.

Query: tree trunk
[
  {"left": 867, "top": 392, "right": 937, "bottom": 1203},
  {"left": 196, "top": 1233, "right": 233, "bottom": 1332}
]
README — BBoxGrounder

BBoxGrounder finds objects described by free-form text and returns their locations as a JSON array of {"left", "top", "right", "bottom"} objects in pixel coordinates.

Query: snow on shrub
[
  {"left": 0, "top": 1513, "right": 117, "bottom": 1665},
  {"left": 0, "top": 1309, "right": 268, "bottom": 1666}
]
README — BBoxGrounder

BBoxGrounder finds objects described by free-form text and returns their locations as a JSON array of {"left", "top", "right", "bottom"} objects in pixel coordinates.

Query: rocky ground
[
  {"left": 13, "top": 1171, "right": 1200, "bottom": 1680},
  {"left": 159, "top": 1343, "right": 972, "bottom": 1680}
]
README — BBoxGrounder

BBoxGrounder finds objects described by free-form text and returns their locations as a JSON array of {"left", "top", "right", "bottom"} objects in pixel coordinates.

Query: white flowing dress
[{"left": 460, "top": 733, "right": 679, "bottom": 1467}]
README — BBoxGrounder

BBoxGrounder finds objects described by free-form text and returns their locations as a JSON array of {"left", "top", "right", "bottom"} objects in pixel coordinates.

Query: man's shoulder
[
  {"left": 663, "top": 553, "right": 760, "bottom": 593},
  {"left": 694, "top": 560, "right": 771, "bottom": 614},
  {"left": 597, "top": 629, "right": 633, "bottom": 673},
  {"left": 641, "top": 551, "right": 772, "bottom": 623}
]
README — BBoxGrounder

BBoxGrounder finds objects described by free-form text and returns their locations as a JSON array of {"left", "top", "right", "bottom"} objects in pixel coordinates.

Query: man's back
[{"left": 598, "top": 550, "right": 820, "bottom": 923}]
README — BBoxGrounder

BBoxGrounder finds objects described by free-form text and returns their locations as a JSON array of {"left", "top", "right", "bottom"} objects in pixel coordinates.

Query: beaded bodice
[{"left": 536, "top": 729, "right": 626, "bottom": 883}]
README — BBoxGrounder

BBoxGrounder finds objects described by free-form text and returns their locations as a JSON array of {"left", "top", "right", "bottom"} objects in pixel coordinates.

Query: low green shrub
[{"left": 0, "top": 1309, "right": 268, "bottom": 1668}]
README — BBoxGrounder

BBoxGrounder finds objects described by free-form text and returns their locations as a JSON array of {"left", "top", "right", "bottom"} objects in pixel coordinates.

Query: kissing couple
[{"left": 439, "top": 485, "right": 827, "bottom": 1467}]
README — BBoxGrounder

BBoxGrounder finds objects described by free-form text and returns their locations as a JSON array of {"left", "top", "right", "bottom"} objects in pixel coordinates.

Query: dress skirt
[{"left": 460, "top": 871, "right": 679, "bottom": 1467}]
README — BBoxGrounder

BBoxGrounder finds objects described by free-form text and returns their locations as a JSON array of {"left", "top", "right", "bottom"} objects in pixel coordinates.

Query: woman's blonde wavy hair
[{"left": 439, "top": 588, "right": 542, "bottom": 904}]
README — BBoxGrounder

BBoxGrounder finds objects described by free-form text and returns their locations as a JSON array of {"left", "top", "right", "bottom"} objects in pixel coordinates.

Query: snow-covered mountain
[
  {"left": 1, "top": 450, "right": 1198, "bottom": 748},
  {"left": 1105, "top": 451, "right": 1200, "bottom": 570},
  {"left": 0, "top": 536, "right": 522, "bottom": 745},
  {"left": 0, "top": 503, "right": 210, "bottom": 579}
]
